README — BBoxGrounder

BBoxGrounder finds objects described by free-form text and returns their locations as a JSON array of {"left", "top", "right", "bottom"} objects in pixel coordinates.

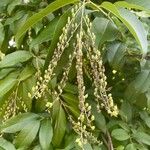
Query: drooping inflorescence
[{"left": 28, "top": 0, "right": 119, "bottom": 148}]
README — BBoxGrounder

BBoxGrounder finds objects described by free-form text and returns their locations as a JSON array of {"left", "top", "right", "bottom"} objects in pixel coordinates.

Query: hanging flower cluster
[{"left": 28, "top": 0, "right": 119, "bottom": 148}]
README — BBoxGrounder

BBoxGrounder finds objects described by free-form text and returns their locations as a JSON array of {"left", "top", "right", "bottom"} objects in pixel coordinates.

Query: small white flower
[{"left": 9, "top": 37, "right": 16, "bottom": 47}]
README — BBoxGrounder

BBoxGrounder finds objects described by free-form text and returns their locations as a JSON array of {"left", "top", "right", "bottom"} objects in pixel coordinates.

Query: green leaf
[
  {"left": 106, "top": 41, "right": 126, "bottom": 69},
  {"left": 111, "top": 129, "right": 130, "bottom": 141},
  {"left": 100, "top": 2, "right": 148, "bottom": 55},
  {"left": 18, "top": 76, "right": 36, "bottom": 110},
  {"left": 132, "top": 131, "right": 150, "bottom": 146},
  {"left": 91, "top": 102, "right": 106, "bottom": 132},
  {"left": 62, "top": 93, "right": 79, "bottom": 106},
  {"left": 18, "top": 65, "right": 35, "bottom": 81},
  {"left": 0, "top": 68, "right": 15, "bottom": 80},
  {"left": 116, "top": 146, "right": 124, "bottom": 150},
  {"left": 14, "top": 119, "right": 40, "bottom": 148},
  {"left": 125, "top": 70, "right": 150, "bottom": 102},
  {"left": 7, "top": 0, "right": 21, "bottom": 15},
  {"left": 0, "top": 73, "right": 18, "bottom": 97},
  {"left": 64, "top": 83, "right": 78, "bottom": 94},
  {"left": 0, "top": 138, "right": 16, "bottom": 150},
  {"left": 30, "top": 17, "right": 59, "bottom": 47},
  {"left": 145, "top": 118, "right": 150, "bottom": 128},
  {"left": 39, "top": 119, "right": 53, "bottom": 150},
  {"left": 125, "top": 143, "right": 136, "bottom": 150},
  {"left": 52, "top": 101, "right": 67, "bottom": 147},
  {"left": 0, "top": 51, "right": 32, "bottom": 68},
  {"left": 83, "top": 143, "right": 93, "bottom": 150},
  {"left": 125, "top": 0, "right": 150, "bottom": 11},
  {"left": 15, "top": 0, "right": 79, "bottom": 43},
  {"left": 33, "top": 145, "right": 42, "bottom": 150},
  {"left": 0, "top": 23, "right": 5, "bottom": 48},
  {"left": 139, "top": 111, "right": 150, "bottom": 128},
  {"left": 0, "top": 113, "right": 39, "bottom": 133},
  {"left": 120, "top": 101, "right": 132, "bottom": 122},
  {"left": 115, "top": 1, "right": 150, "bottom": 13},
  {"left": 92, "top": 17, "right": 119, "bottom": 47}
]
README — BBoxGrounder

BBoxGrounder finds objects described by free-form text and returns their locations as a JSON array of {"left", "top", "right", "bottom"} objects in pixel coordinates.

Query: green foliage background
[{"left": 0, "top": 0, "right": 150, "bottom": 150}]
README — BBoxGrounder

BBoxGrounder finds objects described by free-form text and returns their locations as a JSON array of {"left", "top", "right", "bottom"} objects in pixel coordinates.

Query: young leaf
[
  {"left": 111, "top": 128, "right": 130, "bottom": 141},
  {"left": 100, "top": 2, "right": 148, "bottom": 55},
  {"left": 39, "top": 119, "right": 53, "bottom": 150},
  {"left": 0, "top": 138, "right": 16, "bottom": 150},
  {"left": 0, "top": 50, "right": 32, "bottom": 68},
  {"left": 15, "top": 0, "right": 79, "bottom": 43},
  {"left": 0, "top": 113, "right": 39, "bottom": 133},
  {"left": 14, "top": 119, "right": 40, "bottom": 148}
]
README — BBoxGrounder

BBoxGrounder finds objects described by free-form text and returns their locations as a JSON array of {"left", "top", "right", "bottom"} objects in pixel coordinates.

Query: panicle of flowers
[
  {"left": 83, "top": 14, "right": 119, "bottom": 117},
  {"left": 28, "top": 3, "right": 82, "bottom": 100},
  {"left": 70, "top": 2, "right": 100, "bottom": 148},
  {"left": 0, "top": 93, "right": 18, "bottom": 123},
  {"left": 0, "top": 89, "right": 28, "bottom": 123}
]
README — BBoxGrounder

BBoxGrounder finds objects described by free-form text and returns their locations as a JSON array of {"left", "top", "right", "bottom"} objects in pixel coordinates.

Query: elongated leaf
[
  {"left": 111, "top": 129, "right": 130, "bottom": 141},
  {"left": 125, "top": 70, "right": 150, "bottom": 102},
  {"left": 52, "top": 101, "right": 66, "bottom": 147},
  {"left": 18, "top": 65, "right": 35, "bottom": 81},
  {"left": 0, "top": 23, "right": 4, "bottom": 48},
  {"left": 125, "top": 0, "right": 150, "bottom": 10},
  {"left": 0, "top": 138, "right": 16, "bottom": 150},
  {"left": 0, "top": 50, "right": 32, "bottom": 68},
  {"left": 39, "top": 119, "right": 53, "bottom": 150},
  {"left": 30, "top": 17, "right": 59, "bottom": 47},
  {"left": 106, "top": 41, "right": 126, "bottom": 69},
  {"left": 92, "top": 17, "right": 119, "bottom": 47},
  {"left": 62, "top": 93, "right": 79, "bottom": 106},
  {"left": 115, "top": 1, "right": 150, "bottom": 13},
  {"left": 18, "top": 76, "right": 36, "bottom": 110},
  {"left": 7, "top": 0, "right": 21, "bottom": 15},
  {"left": 0, "top": 68, "right": 15, "bottom": 80},
  {"left": 33, "top": 145, "right": 42, "bottom": 150},
  {"left": 0, "top": 113, "right": 39, "bottom": 133},
  {"left": 14, "top": 119, "right": 40, "bottom": 148},
  {"left": 100, "top": 2, "right": 148, "bottom": 55},
  {"left": 83, "top": 143, "right": 93, "bottom": 150},
  {"left": 15, "top": 0, "right": 79, "bottom": 43},
  {"left": 120, "top": 101, "right": 132, "bottom": 122},
  {"left": 64, "top": 83, "right": 78, "bottom": 94},
  {"left": 132, "top": 131, "right": 150, "bottom": 146},
  {"left": 0, "top": 73, "right": 18, "bottom": 97}
]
